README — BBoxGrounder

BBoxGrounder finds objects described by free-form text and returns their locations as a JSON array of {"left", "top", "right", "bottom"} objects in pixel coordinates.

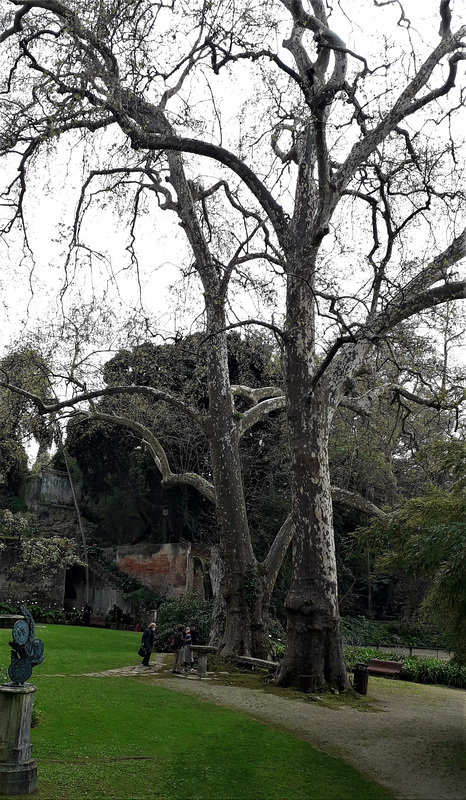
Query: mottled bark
[
  {"left": 275, "top": 219, "right": 350, "bottom": 687},
  {"left": 276, "top": 395, "right": 348, "bottom": 688},
  {"left": 203, "top": 288, "right": 273, "bottom": 657}
]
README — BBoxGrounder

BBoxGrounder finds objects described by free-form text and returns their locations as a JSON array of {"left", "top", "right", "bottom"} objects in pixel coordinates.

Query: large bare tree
[{"left": 1, "top": 0, "right": 465, "bottom": 687}]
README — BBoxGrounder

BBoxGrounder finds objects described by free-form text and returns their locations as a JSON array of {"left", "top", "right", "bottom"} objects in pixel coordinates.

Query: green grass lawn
[
  {"left": 0, "top": 626, "right": 392, "bottom": 800},
  {"left": 1, "top": 624, "right": 141, "bottom": 675}
]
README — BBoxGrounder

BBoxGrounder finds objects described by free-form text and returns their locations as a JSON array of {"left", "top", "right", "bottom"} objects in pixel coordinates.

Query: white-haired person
[{"left": 141, "top": 621, "right": 157, "bottom": 667}]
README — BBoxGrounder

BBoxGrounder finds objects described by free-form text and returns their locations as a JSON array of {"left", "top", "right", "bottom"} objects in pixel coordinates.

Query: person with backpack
[{"left": 171, "top": 624, "right": 185, "bottom": 674}]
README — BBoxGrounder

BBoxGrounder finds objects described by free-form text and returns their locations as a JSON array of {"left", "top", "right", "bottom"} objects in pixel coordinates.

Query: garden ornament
[{"left": 8, "top": 605, "right": 44, "bottom": 685}]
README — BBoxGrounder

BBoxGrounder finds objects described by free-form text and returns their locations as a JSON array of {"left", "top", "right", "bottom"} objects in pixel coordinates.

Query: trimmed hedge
[{"left": 344, "top": 646, "right": 466, "bottom": 689}]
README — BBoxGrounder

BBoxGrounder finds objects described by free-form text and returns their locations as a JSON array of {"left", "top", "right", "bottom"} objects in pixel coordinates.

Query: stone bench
[
  {"left": 0, "top": 615, "right": 23, "bottom": 630},
  {"left": 232, "top": 655, "right": 278, "bottom": 672},
  {"left": 190, "top": 645, "right": 217, "bottom": 678},
  {"left": 367, "top": 658, "right": 402, "bottom": 677}
]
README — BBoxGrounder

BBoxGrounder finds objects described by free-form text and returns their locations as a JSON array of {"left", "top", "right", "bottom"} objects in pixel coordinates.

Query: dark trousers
[{"left": 142, "top": 648, "right": 151, "bottom": 666}]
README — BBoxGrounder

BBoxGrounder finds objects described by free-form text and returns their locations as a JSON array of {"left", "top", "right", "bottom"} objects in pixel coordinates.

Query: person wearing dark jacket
[
  {"left": 189, "top": 624, "right": 197, "bottom": 671},
  {"left": 190, "top": 625, "right": 198, "bottom": 646},
  {"left": 82, "top": 603, "right": 92, "bottom": 626},
  {"left": 172, "top": 624, "right": 185, "bottom": 674},
  {"left": 141, "top": 622, "right": 157, "bottom": 667}
]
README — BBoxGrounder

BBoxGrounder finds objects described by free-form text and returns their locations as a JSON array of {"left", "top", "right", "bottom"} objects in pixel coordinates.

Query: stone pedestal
[
  {"left": 191, "top": 645, "right": 217, "bottom": 678},
  {"left": 0, "top": 684, "right": 37, "bottom": 795}
]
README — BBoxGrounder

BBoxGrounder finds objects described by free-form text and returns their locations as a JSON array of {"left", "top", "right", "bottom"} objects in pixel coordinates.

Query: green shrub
[
  {"left": 43, "top": 610, "right": 66, "bottom": 625},
  {"left": 124, "top": 587, "right": 163, "bottom": 617},
  {"left": 31, "top": 706, "right": 43, "bottom": 728},
  {"left": 400, "top": 656, "right": 466, "bottom": 688},
  {"left": 344, "top": 646, "right": 466, "bottom": 689},
  {"left": 344, "top": 646, "right": 400, "bottom": 670},
  {"left": 0, "top": 602, "right": 16, "bottom": 615},
  {"left": 273, "top": 641, "right": 285, "bottom": 659},
  {"left": 341, "top": 616, "right": 447, "bottom": 648},
  {"left": 154, "top": 596, "right": 213, "bottom": 651},
  {"left": 0, "top": 603, "right": 64, "bottom": 624},
  {"left": 268, "top": 616, "right": 286, "bottom": 641},
  {"left": 29, "top": 604, "right": 45, "bottom": 621},
  {"left": 268, "top": 616, "right": 286, "bottom": 659},
  {"left": 66, "top": 611, "right": 83, "bottom": 626},
  {"left": 8, "top": 496, "right": 27, "bottom": 513}
]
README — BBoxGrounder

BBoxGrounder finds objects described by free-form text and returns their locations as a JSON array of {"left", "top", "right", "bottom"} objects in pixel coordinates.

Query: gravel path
[{"left": 77, "top": 657, "right": 465, "bottom": 800}]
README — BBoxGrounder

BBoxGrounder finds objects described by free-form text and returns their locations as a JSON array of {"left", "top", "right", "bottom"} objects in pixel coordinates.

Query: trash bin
[
  {"left": 353, "top": 662, "right": 369, "bottom": 695},
  {"left": 299, "top": 674, "right": 315, "bottom": 693}
]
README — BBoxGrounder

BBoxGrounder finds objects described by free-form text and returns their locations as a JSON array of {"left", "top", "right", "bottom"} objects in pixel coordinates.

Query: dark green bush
[
  {"left": 344, "top": 646, "right": 400, "bottom": 670},
  {"left": 0, "top": 603, "right": 66, "bottom": 624},
  {"left": 273, "top": 641, "right": 285, "bottom": 659},
  {"left": 341, "top": 616, "right": 447, "bottom": 648},
  {"left": 31, "top": 706, "right": 43, "bottom": 728},
  {"left": 124, "top": 587, "right": 163, "bottom": 618},
  {"left": 28, "top": 604, "right": 45, "bottom": 621},
  {"left": 344, "top": 646, "right": 466, "bottom": 689},
  {"left": 268, "top": 616, "right": 286, "bottom": 642},
  {"left": 8, "top": 496, "right": 27, "bottom": 513},
  {"left": 153, "top": 596, "right": 213, "bottom": 652},
  {"left": 66, "top": 611, "right": 83, "bottom": 626},
  {"left": 268, "top": 616, "right": 286, "bottom": 659},
  {"left": 400, "top": 656, "right": 466, "bottom": 688},
  {"left": 43, "top": 610, "right": 66, "bottom": 625},
  {"left": 0, "top": 602, "right": 16, "bottom": 615}
]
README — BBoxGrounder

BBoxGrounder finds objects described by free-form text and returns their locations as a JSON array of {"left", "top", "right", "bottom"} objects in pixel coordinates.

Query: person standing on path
[
  {"left": 183, "top": 626, "right": 193, "bottom": 672},
  {"left": 172, "top": 624, "right": 185, "bottom": 674},
  {"left": 189, "top": 624, "right": 197, "bottom": 671},
  {"left": 141, "top": 622, "right": 157, "bottom": 667},
  {"left": 82, "top": 603, "right": 92, "bottom": 626}
]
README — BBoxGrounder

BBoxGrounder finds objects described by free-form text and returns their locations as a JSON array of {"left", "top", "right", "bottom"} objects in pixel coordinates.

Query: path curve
[{"left": 73, "top": 658, "right": 466, "bottom": 800}]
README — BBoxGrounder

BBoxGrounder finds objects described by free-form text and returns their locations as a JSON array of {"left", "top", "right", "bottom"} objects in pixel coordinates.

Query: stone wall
[
  {"left": 105, "top": 542, "right": 190, "bottom": 599},
  {"left": 29, "top": 506, "right": 80, "bottom": 540},
  {"left": 2, "top": 468, "right": 214, "bottom": 613},
  {"left": 62, "top": 543, "right": 213, "bottom": 618},
  {"left": 102, "top": 542, "right": 212, "bottom": 600},
  {"left": 0, "top": 543, "right": 66, "bottom": 609},
  {"left": 1, "top": 469, "right": 79, "bottom": 610},
  {"left": 63, "top": 564, "right": 132, "bottom": 617},
  {"left": 21, "top": 470, "right": 78, "bottom": 511}
]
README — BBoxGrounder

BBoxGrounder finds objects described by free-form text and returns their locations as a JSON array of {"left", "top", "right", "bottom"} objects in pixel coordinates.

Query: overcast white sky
[{"left": 0, "top": 0, "right": 464, "bottom": 365}]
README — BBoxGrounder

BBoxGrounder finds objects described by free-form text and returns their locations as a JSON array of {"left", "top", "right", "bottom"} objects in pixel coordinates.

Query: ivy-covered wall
[
  {"left": 0, "top": 542, "right": 66, "bottom": 609},
  {"left": 21, "top": 469, "right": 78, "bottom": 510},
  {"left": 103, "top": 542, "right": 211, "bottom": 600}
]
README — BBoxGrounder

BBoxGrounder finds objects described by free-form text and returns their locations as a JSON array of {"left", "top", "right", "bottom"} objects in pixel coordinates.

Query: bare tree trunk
[
  {"left": 276, "top": 234, "right": 349, "bottom": 688},
  {"left": 204, "top": 291, "right": 274, "bottom": 657},
  {"left": 276, "top": 395, "right": 348, "bottom": 689}
]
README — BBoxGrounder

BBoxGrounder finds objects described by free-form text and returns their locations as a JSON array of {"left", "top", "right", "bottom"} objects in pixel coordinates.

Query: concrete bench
[
  {"left": 190, "top": 645, "right": 217, "bottom": 678},
  {"left": 368, "top": 658, "right": 402, "bottom": 677},
  {"left": 0, "top": 615, "right": 23, "bottom": 630},
  {"left": 232, "top": 655, "right": 278, "bottom": 672}
]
